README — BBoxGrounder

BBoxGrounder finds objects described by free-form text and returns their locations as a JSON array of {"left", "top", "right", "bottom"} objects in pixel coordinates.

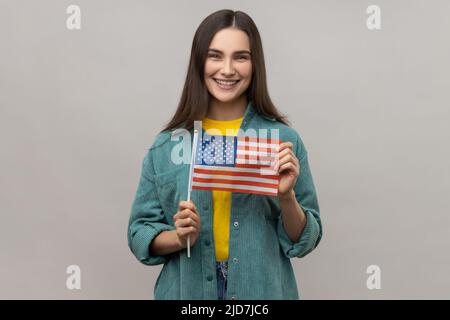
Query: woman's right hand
[{"left": 173, "top": 200, "right": 201, "bottom": 249}]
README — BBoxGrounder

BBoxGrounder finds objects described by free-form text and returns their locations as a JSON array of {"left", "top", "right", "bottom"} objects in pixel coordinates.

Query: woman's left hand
[{"left": 274, "top": 142, "right": 300, "bottom": 198}]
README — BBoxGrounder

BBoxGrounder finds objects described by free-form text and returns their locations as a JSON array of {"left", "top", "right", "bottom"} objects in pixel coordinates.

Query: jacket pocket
[
  {"left": 260, "top": 195, "right": 282, "bottom": 221},
  {"left": 154, "top": 165, "right": 188, "bottom": 223}
]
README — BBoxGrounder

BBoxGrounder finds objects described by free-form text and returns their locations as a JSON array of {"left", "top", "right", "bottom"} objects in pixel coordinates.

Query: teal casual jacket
[{"left": 127, "top": 102, "right": 323, "bottom": 300}]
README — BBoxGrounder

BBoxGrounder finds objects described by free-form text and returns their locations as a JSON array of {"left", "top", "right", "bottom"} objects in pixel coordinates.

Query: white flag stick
[{"left": 186, "top": 129, "right": 199, "bottom": 258}]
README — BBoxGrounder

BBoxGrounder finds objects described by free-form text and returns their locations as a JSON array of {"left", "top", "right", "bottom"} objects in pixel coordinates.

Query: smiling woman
[
  {"left": 127, "top": 9, "right": 323, "bottom": 300},
  {"left": 161, "top": 9, "right": 288, "bottom": 131},
  {"left": 204, "top": 28, "right": 253, "bottom": 120}
]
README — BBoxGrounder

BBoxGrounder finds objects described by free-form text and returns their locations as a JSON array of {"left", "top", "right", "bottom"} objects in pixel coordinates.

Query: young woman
[{"left": 128, "top": 9, "right": 322, "bottom": 300}]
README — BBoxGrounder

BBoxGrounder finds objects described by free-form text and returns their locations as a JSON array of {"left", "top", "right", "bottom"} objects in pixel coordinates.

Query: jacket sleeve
[
  {"left": 277, "top": 132, "right": 323, "bottom": 259},
  {"left": 127, "top": 147, "right": 176, "bottom": 266}
]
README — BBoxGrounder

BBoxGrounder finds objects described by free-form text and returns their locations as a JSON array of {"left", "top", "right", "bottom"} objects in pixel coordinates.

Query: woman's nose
[{"left": 221, "top": 59, "right": 235, "bottom": 76}]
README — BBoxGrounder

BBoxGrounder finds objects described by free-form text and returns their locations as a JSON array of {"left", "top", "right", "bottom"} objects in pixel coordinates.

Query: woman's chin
[{"left": 211, "top": 92, "right": 245, "bottom": 104}]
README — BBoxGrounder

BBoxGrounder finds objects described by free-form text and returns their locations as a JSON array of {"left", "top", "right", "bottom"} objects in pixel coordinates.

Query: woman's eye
[
  {"left": 208, "top": 54, "right": 221, "bottom": 59},
  {"left": 236, "top": 55, "right": 249, "bottom": 61}
]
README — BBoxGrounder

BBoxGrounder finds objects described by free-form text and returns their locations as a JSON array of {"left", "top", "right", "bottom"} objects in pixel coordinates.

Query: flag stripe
[
  {"left": 237, "top": 151, "right": 278, "bottom": 158},
  {"left": 236, "top": 159, "right": 272, "bottom": 166},
  {"left": 194, "top": 166, "right": 278, "bottom": 179},
  {"left": 193, "top": 172, "right": 278, "bottom": 184},
  {"left": 192, "top": 185, "right": 277, "bottom": 196},
  {"left": 237, "top": 137, "right": 280, "bottom": 144},
  {"left": 237, "top": 145, "right": 278, "bottom": 153},
  {"left": 237, "top": 141, "right": 279, "bottom": 149},
  {"left": 193, "top": 177, "right": 278, "bottom": 189},
  {"left": 191, "top": 183, "right": 278, "bottom": 196},
  {"left": 235, "top": 163, "right": 275, "bottom": 170},
  {"left": 236, "top": 154, "right": 277, "bottom": 162}
]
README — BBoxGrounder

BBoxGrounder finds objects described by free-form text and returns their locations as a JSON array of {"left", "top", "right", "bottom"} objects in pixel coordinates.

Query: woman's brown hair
[{"left": 161, "top": 9, "right": 289, "bottom": 132}]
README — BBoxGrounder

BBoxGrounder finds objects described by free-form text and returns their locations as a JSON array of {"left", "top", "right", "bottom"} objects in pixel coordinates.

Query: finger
[
  {"left": 189, "top": 210, "right": 201, "bottom": 225},
  {"left": 277, "top": 154, "right": 298, "bottom": 168},
  {"left": 172, "top": 211, "right": 201, "bottom": 227},
  {"left": 276, "top": 148, "right": 290, "bottom": 160},
  {"left": 178, "top": 226, "right": 197, "bottom": 237},
  {"left": 175, "top": 218, "right": 191, "bottom": 229},
  {"left": 175, "top": 217, "right": 198, "bottom": 228},
  {"left": 283, "top": 150, "right": 299, "bottom": 167},
  {"left": 174, "top": 208, "right": 194, "bottom": 221},
  {"left": 274, "top": 154, "right": 296, "bottom": 170},
  {"left": 179, "top": 201, "right": 197, "bottom": 212},
  {"left": 279, "top": 162, "right": 298, "bottom": 174},
  {"left": 277, "top": 148, "right": 296, "bottom": 162},
  {"left": 275, "top": 148, "right": 297, "bottom": 167},
  {"left": 278, "top": 142, "right": 293, "bottom": 152},
  {"left": 278, "top": 142, "right": 293, "bottom": 151},
  {"left": 270, "top": 151, "right": 284, "bottom": 167},
  {"left": 181, "top": 208, "right": 196, "bottom": 218}
]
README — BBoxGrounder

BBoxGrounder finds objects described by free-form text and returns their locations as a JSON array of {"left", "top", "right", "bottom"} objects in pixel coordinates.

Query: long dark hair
[{"left": 161, "top": 9, "right": 289, "bottom": 132}]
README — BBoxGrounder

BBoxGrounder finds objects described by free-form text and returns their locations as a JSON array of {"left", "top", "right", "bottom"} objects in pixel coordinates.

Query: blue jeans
[{"left": 216, "top": 260, "right": 228, "bottom": 300}]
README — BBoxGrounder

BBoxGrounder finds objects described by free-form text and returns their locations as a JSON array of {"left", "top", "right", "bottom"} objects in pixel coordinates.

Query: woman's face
[{"left": 204, "top": 27, "right": 252, "bottom": 104}]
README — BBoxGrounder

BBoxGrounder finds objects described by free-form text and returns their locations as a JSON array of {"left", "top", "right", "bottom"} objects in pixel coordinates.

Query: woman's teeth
[{"left": 214, "top": 79, "right": 240, "bottom": 89}]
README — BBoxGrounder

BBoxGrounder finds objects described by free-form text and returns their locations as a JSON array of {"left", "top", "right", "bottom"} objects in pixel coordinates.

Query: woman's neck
[{"left": 206, "top": 95, "right": 248, "bottom": 121}]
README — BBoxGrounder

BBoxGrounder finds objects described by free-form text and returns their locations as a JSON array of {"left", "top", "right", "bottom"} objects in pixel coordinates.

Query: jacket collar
[
  {"left": 241, "top": 101, "right": 276, "bottom": 130},
  {"left": 240, "top": 101, "right": 256, "bottom": 131}
]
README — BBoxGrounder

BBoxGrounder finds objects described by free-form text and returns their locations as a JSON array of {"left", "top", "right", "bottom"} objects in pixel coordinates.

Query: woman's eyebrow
[{"left": 207, "top": 48, "right": 251, "bottom": 55}]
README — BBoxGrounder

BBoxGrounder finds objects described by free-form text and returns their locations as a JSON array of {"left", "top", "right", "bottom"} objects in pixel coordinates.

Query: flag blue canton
[{"left": 195, "top": 134, "right": 237, "bottom": 167}]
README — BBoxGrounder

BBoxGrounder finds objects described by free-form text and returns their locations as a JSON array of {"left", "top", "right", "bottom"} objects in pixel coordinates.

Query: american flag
[{"left": 192, "top": 134, "right": 280, "bottom": 196}]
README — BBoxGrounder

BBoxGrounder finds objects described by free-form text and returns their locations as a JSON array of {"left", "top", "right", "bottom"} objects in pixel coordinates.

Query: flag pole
[{"left": 186, "top": 129, "right": 199, "bottom": 258}]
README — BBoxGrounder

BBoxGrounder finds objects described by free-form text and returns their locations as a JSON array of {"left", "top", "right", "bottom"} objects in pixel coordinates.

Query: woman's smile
[{"left": 213, "top": 78, "right": 241, "bottom": 90}]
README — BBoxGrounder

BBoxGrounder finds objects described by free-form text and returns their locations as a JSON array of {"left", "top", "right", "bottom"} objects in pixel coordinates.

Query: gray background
[{"left": 1, "top": 0, "right": 449, "bottom": 299}]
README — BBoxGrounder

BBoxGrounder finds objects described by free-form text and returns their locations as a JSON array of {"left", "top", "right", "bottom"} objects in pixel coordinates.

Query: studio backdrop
[{"left": 1, "top": 0, "right": 449, "bottom": 299}]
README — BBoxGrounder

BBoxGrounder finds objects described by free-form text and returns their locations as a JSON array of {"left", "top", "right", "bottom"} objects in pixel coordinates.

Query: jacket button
[
  {"left": 202, "top": 203, "right": 209, "bottom": 211},
  {"left": 207, "top": 275, "right": 213, "bottom": 281},
  {"left": 204, "top": 239, "right": 210, "bottom": 246},
  {"left": 233, "top": 221, "right": 239, "bottom": 228},
  {"left": 233, "top": 257, "right": 238, "bottom": 264}
]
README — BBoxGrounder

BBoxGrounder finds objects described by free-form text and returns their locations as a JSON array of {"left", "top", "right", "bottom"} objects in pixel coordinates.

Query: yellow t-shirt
[{"left": 202, "top": 116, "right": 243, "bottom": 262}]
